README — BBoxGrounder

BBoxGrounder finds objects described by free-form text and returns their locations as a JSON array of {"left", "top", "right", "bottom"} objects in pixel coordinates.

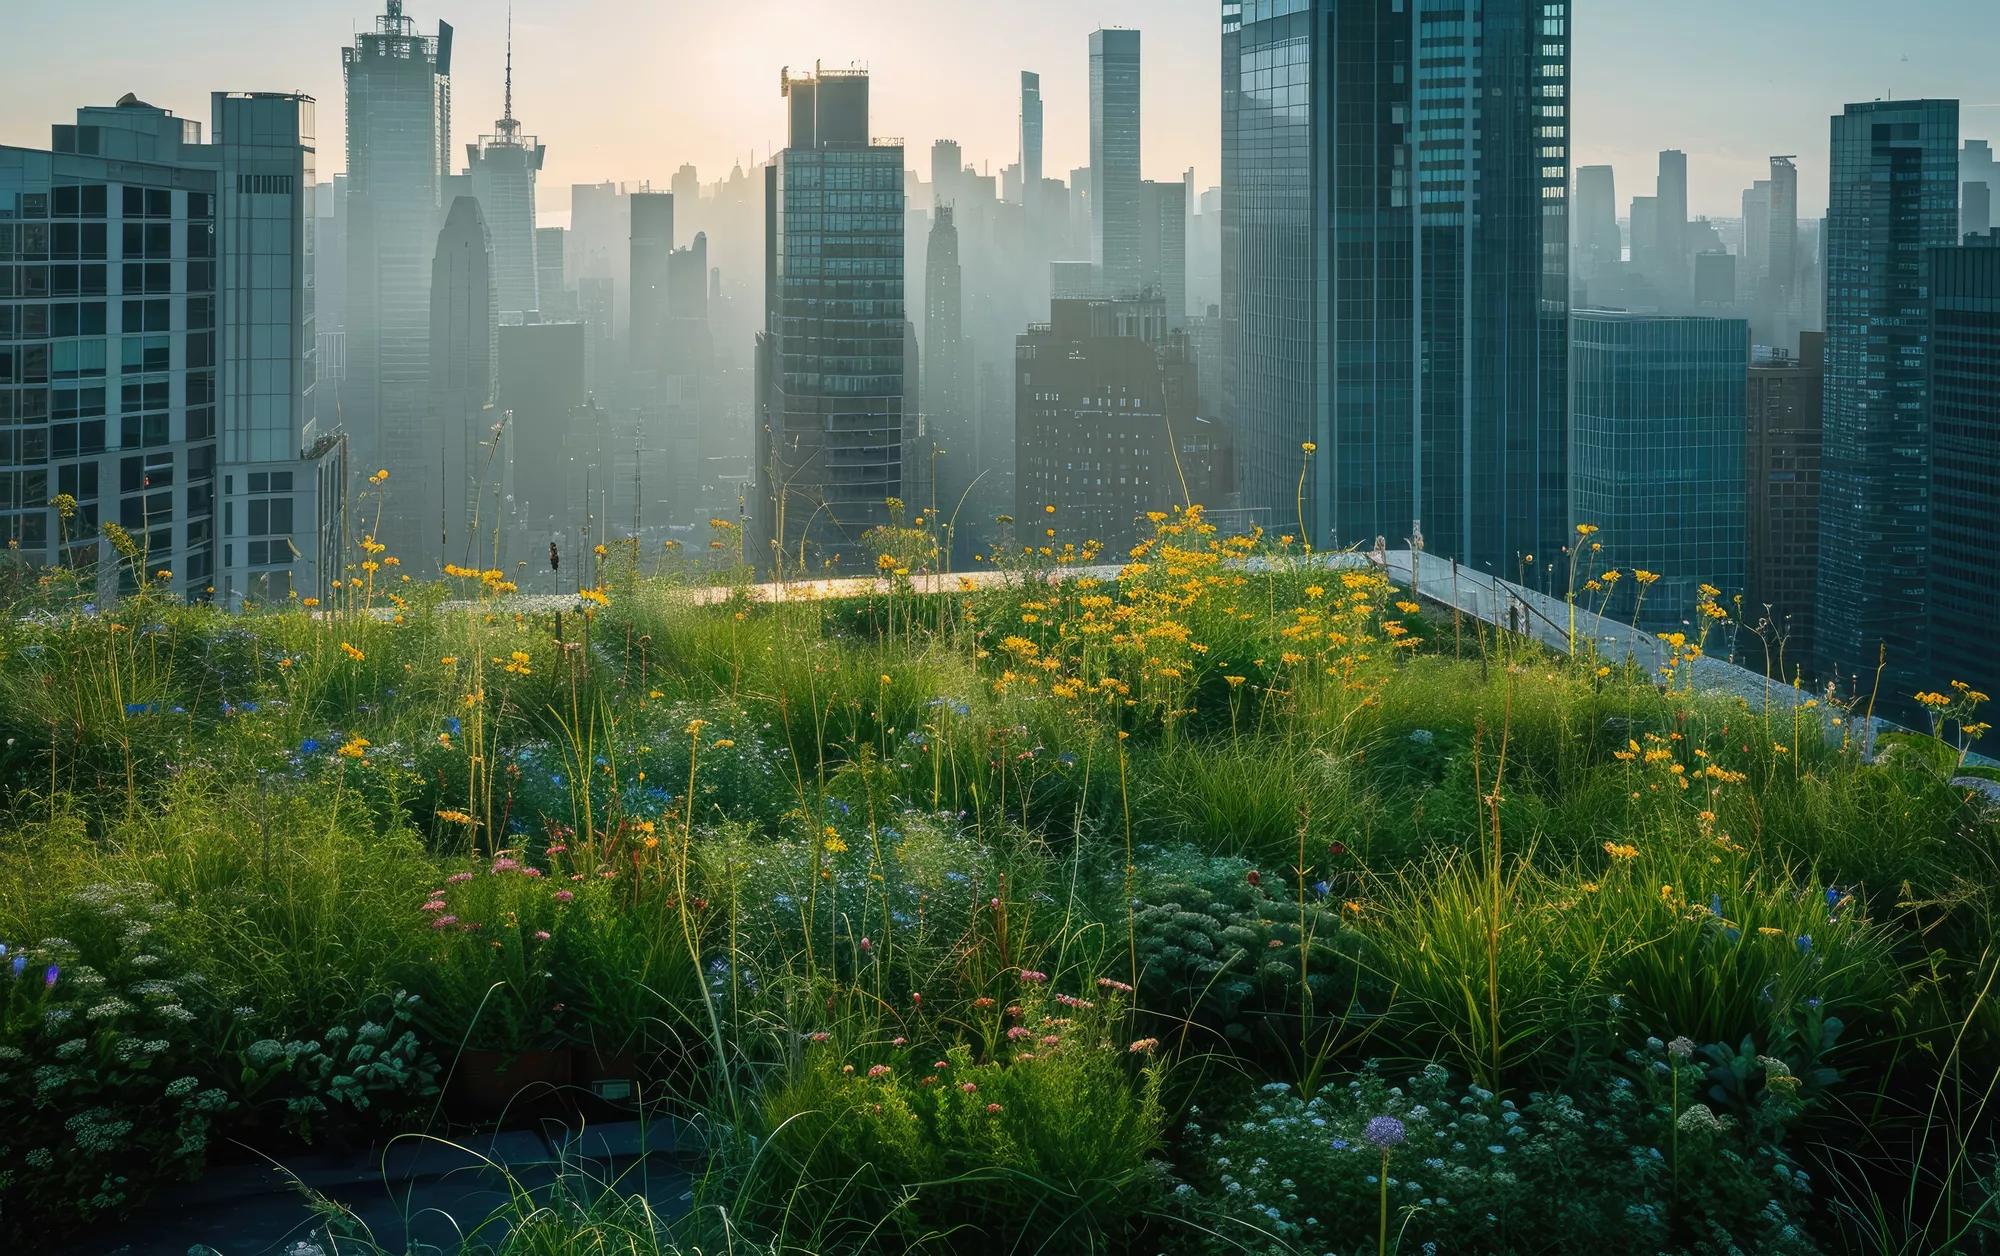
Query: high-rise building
[
  {"left": 312, "top": 177, "right": 347, "bottom": 432},
  {"left": 533, "top": 224, "right": 571, "bottom": 321},
  {"left": 1015, "top": 295, "right": 1227, "bottom": 553},
  {"left": 1817, "top": 99, "right": 1959, "bottom": 695},
  {"left": 1926, "top": 233, "right": 2000, "bottom": 715},
  {"left": 1571, "top": 311, "right": 1747, "bottom": 631},
  {"left": 1741, "top": 179, "right": 1771, "bottom": 305},
  {"left": 1766, "top": 157, "right": 1799, "bottom": 316},
  {"left": 1019, "top": 72, "right": 1043, "bottom": 210},
  {"left": 1573, "top": 164, "right": 1620, "bottom": 289},
  {"left": 628, "top": 191, "right": 673, "bottom": 378},
  {"left": 1222, "top": 0, "right": 1569, "bottom": 571},
  {"left": 1962, "top": 139, "right": 1998, "bottom": 234},
  {"left": 922, "top": 205, "right": 966, "bottom": 518},
  {"left": 1746, "top": 332, "right": 1823, "bottom": 676},
  {"left": 1655, "top": 150, "right": 1688, "bottom": 297},
  {"left": 1138, "top": 179, "right": 1186, "bottom": 323},
  {"left": 1693, "top": 251, "right": 1737, "bottom": 308},
  {"left": 499, "top": 320, "right": 585, "bottom": 532},
  {"left": 930, "top": 139, "right": 964, "bottom": 209},
  {"left": 1967, "top": 181, "right": 1993, "bottom": 241},
  {"left": 1629, "top": 195, "right": 1659, "bottom": 285},
  {"left": 1089, "top": 28, "right": 1141, "bottom": 298},
  {"left": 754, "top": 65, "right": 908, "bottom": 572},
  {"left": 464, "top": 17, "right": 543, "bottom": 324},
  {"left": 0, "top": 92, "right": 342, "bottom": 605},
  {"left": 428, "top": 195, "right": 496, "bottom": 567},
  {"left": 343, "top": 0, "right": 452, "bottom": 551}
]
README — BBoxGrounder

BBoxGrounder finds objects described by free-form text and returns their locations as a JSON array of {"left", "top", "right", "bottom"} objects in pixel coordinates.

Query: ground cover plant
[{"left": 0, "top": 500, "right": 1997, "bottom": 1253}]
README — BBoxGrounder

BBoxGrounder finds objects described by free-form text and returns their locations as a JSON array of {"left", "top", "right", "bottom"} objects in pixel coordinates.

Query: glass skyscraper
[
  {"left": 1817, "top": 99, "right": 1958, "bottom": 693},
  {"left": 1222, "top": 0, "right": 1570, "bottom": 572},
  {"left": 1571, "top": 311, "right": 1747, "bottom": 631},
  {"left": 1925, "top": 233, "right": 2000, "bottom": 715},
  {"left": 754, "top": 66, "right": 908, "bottom": 573},
  {"left": 1089, "top": 29, "right": 1142, "bottom": 299}
]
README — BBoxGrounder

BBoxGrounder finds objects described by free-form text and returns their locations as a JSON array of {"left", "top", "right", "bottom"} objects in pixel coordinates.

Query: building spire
[{"left": 496, "top": 3, "right": 519, "bottom": 141}]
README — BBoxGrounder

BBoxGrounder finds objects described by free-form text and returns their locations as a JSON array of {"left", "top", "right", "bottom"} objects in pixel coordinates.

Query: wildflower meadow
[{"left": 0, "top": 501, "right": 1996, "bottom": 1254}]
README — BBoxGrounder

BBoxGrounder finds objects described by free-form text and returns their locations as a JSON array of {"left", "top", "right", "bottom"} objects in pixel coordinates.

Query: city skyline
[{"left": 2, "top": 1, "right": 1995, "bottom": 220}]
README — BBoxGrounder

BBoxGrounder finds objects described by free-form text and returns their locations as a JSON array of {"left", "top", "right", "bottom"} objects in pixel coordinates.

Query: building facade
[
  {"left": 1222, "top": 0, "right": 1569, "bottom": 572},
  {"left": 1016, "top": 295, "right": 1227, "bottom": 555},
  {"left": 463, "top": 38, "right": 543, "bottom": 325},
  {"left": 1571, "top": 311, "right": 1747, "bottom": 632},
  {"left": 343, "top": 0, "right": 452, "bottom": 555},
  {"left": 1088, "top": 29, "right": 1142, "bottom": 298},
  {"left": 0, "top": 92, "right": 341, "bottom": 606},
  {"left": 1817, "top": 99, "right": 1959, "bottom": 693},
  {"left": 1926, "top": 233, "right": 2000, "bottom": 715},
  {"left": 754, "top": 66, "right": 908, "bottom": 572},
  {"left": 1745, "top": 332, "right": 1822, "bottom": 676}
]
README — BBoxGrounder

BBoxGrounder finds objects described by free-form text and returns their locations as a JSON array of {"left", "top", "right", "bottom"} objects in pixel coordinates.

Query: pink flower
[
  {"left": 985, "top": 1102, "right": 1002, "bottom": 1114},
  {"left": 859, "top": 936, "right": 872, "bottom": 952},
  {"left": 1054, "top": 994, "right": 1095, "bottom": 1009},
  {"left": 892, "top": 1036, "right": 908, "bottom": 1047},
  {"left": 421, "top": 900, "right": 447, "bottom": 912},
  {"left": 911, "top": 992, "right": 922, "bottom": 1006},
  {"left": 1040, "top": 1034, "right": 1059, "bottom": 1046},
  {"left": 933, "top": 1060, "right": 950, "bottom": 1070},
  {"left": 546, "top": 843, "right": 568, "bottom": 855},
  {"left": 431, "top": 915, "right": 458, "bottom": 930},
  {"left": 1007, "top": 1026, "right": 1031, "bottom": 1040},
  {"left": 1019, "top": 969, "right": 1048, "bottom": 984},
  {"left": 522, "top": 866, "right": 544, "bottom": 878},
  {"left": 867, "top": 1065, "right": 891, "bottom": 1078},
  {"left": 959, "top": 1081, "right": 978, "bottom": 1093},
  {"left": 808, "top": 1032, "right": 832, "bottom": 1043},
  {"left": 554, "top": 890, "right": 575, "bottom": 903},
  {"left": 533, "top": 930, "right": 551, "bottom": 942},
  {"left": 1096, "top": 977, "right": 1135, "bottom": 994},
  {"left": 447, "top": 871, "right": 474, "bottom": 884},
  {"left": 491, "top": 857, "right": 521, "bottom": 874},
  {"left": 1128, "top": 1038, "right": 1160, "bottom": 1054}
]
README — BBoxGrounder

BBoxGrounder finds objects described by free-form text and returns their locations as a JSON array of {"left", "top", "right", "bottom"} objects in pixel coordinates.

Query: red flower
[
  {"left": 1328, "top": 840, "right": 1347, "bottom": 857},
  {"left": 1246, "top": 869, "right": 1262, "bottom": 887}
]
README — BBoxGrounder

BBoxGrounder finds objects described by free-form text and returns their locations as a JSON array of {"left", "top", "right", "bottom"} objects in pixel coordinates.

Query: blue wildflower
[
  {"left": 9, "top": 955, "right": 23, "bottom": 979},
  {"left": 1709, "top": 893, "right": 1724, "bottom": 918},
  {"left": 448, "top": 716, "right": 462, "bottom": 736},
  {"left": 1796, "top": 934, "right": 1813, "bottom": 954},
  {"left": 301, "top": 737, "right": 321, "bottom": 754},
  {"left": 1313, "top": 880, "right": 1331, "bottom": 897},
  {"left": 1364, "top": 1116, "right": 1407, "bottom": 1150},
  {"left": 1057, "top": 750, "right": 1077, "bottom": 766},
  {"left": 1825, "top": 886, "right": 1842, "bottom": 909},
  {"left": 44, "top": 964, "right": 58, "bottom": 989}
]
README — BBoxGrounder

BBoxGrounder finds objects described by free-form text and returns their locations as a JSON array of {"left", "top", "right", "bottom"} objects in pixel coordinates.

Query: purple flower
[
  {"left": 43, "top": 964, "right": 59, "bottom": 989},
  {"left": 1363, "top": 1115, "right": 1406, "bottom": 1150},
  {"left": 10, "top": 955, "right": 24, "bottom": 979}
]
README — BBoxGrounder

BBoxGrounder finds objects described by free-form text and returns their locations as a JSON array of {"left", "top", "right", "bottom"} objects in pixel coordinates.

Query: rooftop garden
[{"left": 0, "top": 507, "right": 1995, "bottom": 1253}]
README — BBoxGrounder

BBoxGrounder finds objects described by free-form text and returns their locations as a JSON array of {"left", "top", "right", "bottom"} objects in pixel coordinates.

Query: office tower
[
  {"left": 1926, "top": 233, "right": 2000, "bottom": 715},
  {"left": 533, "top": 224, "right": 571, "bottom": 320},
  {"left": 343, "top": 0, "right": 452, "bottom": 549},
  {"left": 1574, "top": 164, "right": 1620, "bottom": 285},
  {"left": 499, "top": 321, "right": 585, "bottom": 532},
  {"left": 1818, "top": 99, "right": 1959, "bottom": 694},
  {"left": 464, "top": 14, "right": 542, "bottom": 322},
  {"left": 567, "top": 181, "right": 627, "bottom": 343},
  {"left": 1963, "top": 139, "right": 1998, "bottom": 233},
  {"left": 1741, "top": 179, "right": 1771, "bottom": 303},
  {"left": 628, "top": 191, "right": 673, "bottom": 377},
  {"left": 1015, "top": 295, "right": 1228, "bottom": 553},
  {"left": 1222, "top": 0, "right": 1569, "bottom": 571},
  {"left": 671, "top": 164, "right": 699, "bottom": 215},
  {"left": 754, "top": 65, "right": 907, "bottom": 571},
  {"left": 1694, "top": 251, "right": 1736, "bottom": 307},
  {"left": 1766, "top": 157, "right": 1799, "bottom": 315},
  {"left": 1570, "top": 311, "right": 1747, "bottom": 630},
  {"left": 0, "top": 92, "right": 343, "bottom": 604},
  {"left": 1138, "top": 179, "right": 1186, "bottom": 323},
  {"left": 1746, "top": 332, "right": 1823, "bottom": 675},
  {"left": 923, "top": 206, "right": 966, "bottom": 513},
  {"left": 931, "top": 139, "right": 964, "bottom": 208},
  {"left": 1967, "top": 182, "right": 1993, "bottom": 241},
  {"left": 1654, "top": 150, "right": 1688, "bottom": 297},
  {"left": 312, "top": 178, "right": 347, "bottom": 431},
  {"left": 428, "top": 195, "right": 496, "bottom": 565},
  {"left": 1020, "top": 72, "right": 1043, "bottom": 210},
  {"left": 1089, "top": 28, "right": 1141, "bottom": 297},
  {"left": 1629, "top": 196, "right": 1659, "bottom": 284}
]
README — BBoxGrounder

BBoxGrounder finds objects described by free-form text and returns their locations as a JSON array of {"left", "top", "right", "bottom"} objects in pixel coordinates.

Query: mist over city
[{"left": 1, "top": 4, "right": 1997, "bottom": 1253}]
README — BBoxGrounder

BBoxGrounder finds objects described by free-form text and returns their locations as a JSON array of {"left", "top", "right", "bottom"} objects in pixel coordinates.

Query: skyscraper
[
  {"left": 343, "top": 0, "right": 452, "bottom": 551},
  {"left": 1766, "top": 157, "right": 1799, "bottom": 316},
  {"left": 1962, "top": 139, "right": 1997, "bottom": 233},
  {"left": 428, "top": 194, "right": 496, "bottom": 566},
  {"left": 1654, "top": 150, "right": 1688, "bottom": 298},
  {"left": 1571, "top": 311, "right": 1748, "bottom": 631},
  {"left": 464, "top": 14, "right": 544, "bottom": 323},
  {"left": 628, "top": 191, "right": 673, "bottom": 379},
  {"left": 1222, "top": 0, "right": 1570, "bottom": 571},
  {"left": 1925, "top": 233, "right": 2000, "bottom": 717},
  {"left": 1817, "top": 99, "right": 1959, "bottom": 693},
  {"left": 1020, "top": 72, "right": 1043, "bottom": 210},
  {"left": 0, "top": 92, "right": 342, "bottom": 605},
  {"left": 1746, "top": 333, "right": 1823, "bottom": 674},
  {"left": 754, "top": 65, "right": 908, "bottom": 571},
  {"left": 1573, "top": 165, "right": 1620, "bottom": 290},
  {"left": 923, "top": 205, "right": 967, "bottom": 551},
  {"left": 1138, "top": 179, "right": 1186, "bottom": 324},
  {"left": 1089, "top": 28, "right": 1141, "bottom": 298}
]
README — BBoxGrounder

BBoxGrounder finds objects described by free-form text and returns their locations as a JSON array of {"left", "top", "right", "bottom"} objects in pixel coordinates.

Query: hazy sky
[{"left": 0, "top": 0, "right": 1993, "bottom": 221}]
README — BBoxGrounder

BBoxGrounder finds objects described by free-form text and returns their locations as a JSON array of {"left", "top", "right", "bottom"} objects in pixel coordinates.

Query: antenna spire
[{"left": 496, "top": 3, "right": 520, "bottom": 141}]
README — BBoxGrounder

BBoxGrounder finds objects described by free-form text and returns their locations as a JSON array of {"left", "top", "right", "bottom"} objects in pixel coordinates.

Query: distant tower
[
  {"left": 1019, "top": 71, "right": 1043, "bottom": 212},
  {"left": 429, "top": 195, "right": 496, "bottom": 562},
  {"left": 924, "top": 204, "right": 966, "bottom": 527},
  {"left": 1089, "top": 28, "right": 1142, "bottom": 297},
  {"left": 344, "top": 0, "right": 453, "bottom": 547},
  {"left": 466, "top": 5, "right": 546, "bottom": 321}
]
